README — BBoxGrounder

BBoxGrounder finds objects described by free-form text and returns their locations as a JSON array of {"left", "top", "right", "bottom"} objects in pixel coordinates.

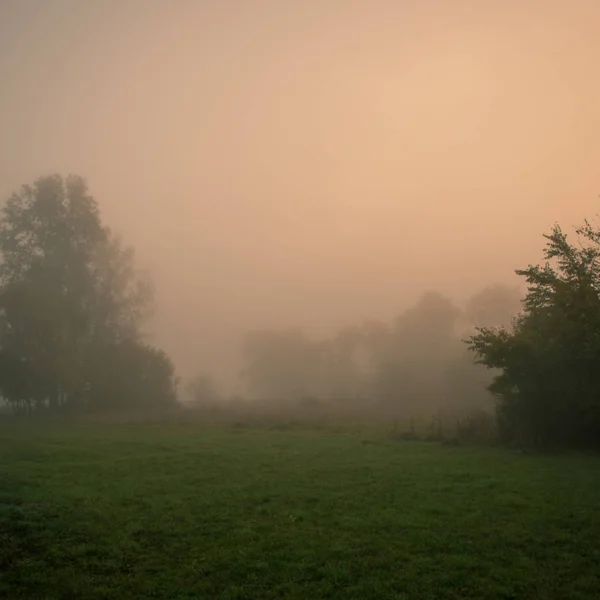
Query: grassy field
[{"left": 1, "top": 423, "right": 600, "bottom": 599}]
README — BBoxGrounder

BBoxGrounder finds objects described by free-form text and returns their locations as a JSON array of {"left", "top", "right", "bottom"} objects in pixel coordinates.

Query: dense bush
[{"left": 468, "top": 219, "right": 600, "bottom": 450}]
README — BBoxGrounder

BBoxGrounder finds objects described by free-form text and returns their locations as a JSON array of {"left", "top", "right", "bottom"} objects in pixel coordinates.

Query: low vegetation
[{"left": 2, "top": 424, "right": 600, "bottom": 599}]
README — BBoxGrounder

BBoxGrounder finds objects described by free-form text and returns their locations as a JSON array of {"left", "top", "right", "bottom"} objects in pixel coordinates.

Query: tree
[
  {"left": 467, "top": 220, "right": 600, "bottom": 449},
  {"left": 0, "top": 279, "right": 85, "bottom": 411},
  {"left": 373, "top": 292, "right": 464, "bottom": 411},
  {"left": 236, "top": 291, "right": 494, "bottom": 417},
  {"left": 84, "top": 340, "right": 178, "bottom": 412},
  {"left": 0, "top": 175, "right": 106, "bottom": 409},
  {"left": 186, "top": 373, "right": 222, "bottom": 406},
  {"left": 0, "top": 175, "right": 106, "bottom": 288},
  {"left": 89, "top": 232, "right": 154, "bottom": 344},
  {"left": 0, "top": 174, "right": 173, "bottom": 414},
  {"left": 321, "top": 326, "right": 367, "bottom": 401},
  {"left": 241, "top": 329, "right": 325, "bottom": 401},
  {"left": 464, "top": 283, "right": 522, "bottom": 330}
]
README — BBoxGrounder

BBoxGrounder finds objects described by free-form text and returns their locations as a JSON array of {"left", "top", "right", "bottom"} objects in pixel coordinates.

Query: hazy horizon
[{"left": 2, "top": 0, "right": 599, "bottom": 392}]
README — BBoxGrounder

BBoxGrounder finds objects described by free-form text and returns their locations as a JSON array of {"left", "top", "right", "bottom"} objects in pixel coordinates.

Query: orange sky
[{"left": 1, "top": 0, "right": 600, "bottom": 390}]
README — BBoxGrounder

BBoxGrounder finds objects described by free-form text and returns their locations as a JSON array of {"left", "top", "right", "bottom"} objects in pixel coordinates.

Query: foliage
[
  {"left": 0, "top": 175, "right": 175, "bottom": 414},
  {"left": 467, "top": 220, "right": 600, "bottom": 449},
  {"left": 84, "top": 340, "right": 178, "bottom": 411}
]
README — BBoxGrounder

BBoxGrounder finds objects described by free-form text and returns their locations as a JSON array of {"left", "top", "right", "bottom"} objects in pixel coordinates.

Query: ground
[{"left": 1, "top": 423, "right": 600, "bottom": 599}]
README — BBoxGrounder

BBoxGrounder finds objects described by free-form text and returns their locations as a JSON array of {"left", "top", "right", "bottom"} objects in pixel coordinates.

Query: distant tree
[
  {"left": 467, "top": 219, "right": 600, "bottom": 449},
  {"left": 186, "top": 373, "right": 222, "bottom": 406},
  {"left": 374, "top": 292, "right": 464, "bottom": 410},
  {"left": 322, "top": 326, "right": 367, "bottom": 400},
  {"left": 0, "top": 174, "right": 173, "bottom": 414},
  {"left": 465, "top": 283, "right": 522, "bottom": 330},
  {"left": 236, "top": 290, "right": 496, "bottom": 416},
  {"left": 241, "top": 329, "right": 325, "bottom": 401},
  {"left": 398, "top": 291, "right": 463, "bottom": 339},
  {"left": 437, "top": 283, "right": 525, "bottom": 410}
]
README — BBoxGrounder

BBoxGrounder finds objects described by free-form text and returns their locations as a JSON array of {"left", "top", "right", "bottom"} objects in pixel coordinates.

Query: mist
[{"left": 2, "top": 0, "right": 600, "bottom": 393}]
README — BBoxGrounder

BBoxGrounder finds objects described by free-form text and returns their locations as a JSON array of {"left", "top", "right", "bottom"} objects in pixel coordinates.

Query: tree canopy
[
  {"left": 467, "top": 219, "right": 600, "bottom": 449},
  {"left": 0, "top": 174, "right": 176, "bottom": 414}
]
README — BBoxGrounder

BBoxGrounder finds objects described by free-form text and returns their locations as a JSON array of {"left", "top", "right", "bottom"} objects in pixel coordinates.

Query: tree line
[
  {"left": 0, "top": 175, "right": 177, "bottom": 415},
  {"left": 191, "top": 204, "right": 600, "bottom": 451},
  {"left": 223, "top": 285, "right": 518, "bottom": 414},
  {"left": 4, "top": 174, "right": 600, "bottom": 450}
]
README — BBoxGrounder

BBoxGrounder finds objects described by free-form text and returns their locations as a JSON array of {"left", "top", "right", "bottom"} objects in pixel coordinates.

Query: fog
[{"left": 2, "top": 0, "right": 600, "bottom": 393}]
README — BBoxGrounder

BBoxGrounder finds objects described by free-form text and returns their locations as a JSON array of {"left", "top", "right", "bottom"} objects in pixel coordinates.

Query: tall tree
[{"left": 0, "top": 174, "right": 170, "bottom": 413}]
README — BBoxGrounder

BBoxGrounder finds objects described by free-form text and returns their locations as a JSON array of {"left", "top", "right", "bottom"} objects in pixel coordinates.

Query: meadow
[{"left": 1, "top": 422, "right": 600, "bottom": 599}]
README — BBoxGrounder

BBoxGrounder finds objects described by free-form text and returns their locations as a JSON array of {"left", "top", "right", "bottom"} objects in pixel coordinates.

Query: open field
[{"left": 1, "top": 424, "right": 600, "bottom": 599}]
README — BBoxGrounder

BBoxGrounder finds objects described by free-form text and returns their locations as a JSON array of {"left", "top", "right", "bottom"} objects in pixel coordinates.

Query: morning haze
[
  {"left": 1, "top": 0, "right": 599, "bottom": 391},
  {"left": 5, "top": 3, "right": 600, "bottom": 598}
]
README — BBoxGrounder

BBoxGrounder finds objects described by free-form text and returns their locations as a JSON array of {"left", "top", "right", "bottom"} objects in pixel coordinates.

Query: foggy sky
[{"left": 1, "top": 0, "right": 599, "bottom": 391}]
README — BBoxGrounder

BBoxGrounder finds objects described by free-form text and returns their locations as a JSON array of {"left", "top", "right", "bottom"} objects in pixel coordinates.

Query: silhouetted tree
[
  {"left": 0, "top": 174, "right": 174, "bottom": 414},
  {"left": 467, "top": 219, "right": 600, "bottom": 449}
]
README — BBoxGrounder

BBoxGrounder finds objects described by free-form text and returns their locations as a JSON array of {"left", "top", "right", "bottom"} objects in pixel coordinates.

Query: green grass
[{"left": 1, "top": 424, "right": 600, "bottom": 599}]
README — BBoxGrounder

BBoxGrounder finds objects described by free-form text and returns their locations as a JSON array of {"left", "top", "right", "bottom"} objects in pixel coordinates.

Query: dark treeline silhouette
[
  {"left": 0, "top": 175, "right": 177, "bottom": 415},
  {"left": 468, "top": 218, "right": 600, "bottom": 450}
]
